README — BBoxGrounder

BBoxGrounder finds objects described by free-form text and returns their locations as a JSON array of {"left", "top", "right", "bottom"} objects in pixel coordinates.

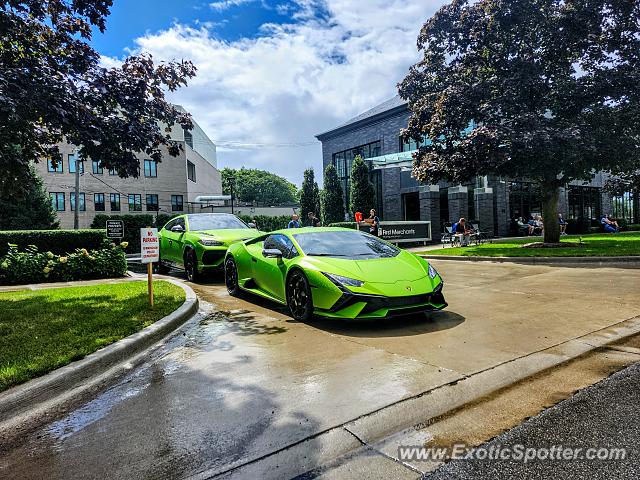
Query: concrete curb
[
  {"left": 0, "top": 279, "right": 198, "bottom": 430},
  {"left": 420, "top": 254, "right": 640, "bottom": 267},
  {"left": 204, "top": 314, "right": 640, "bottom": 480}
]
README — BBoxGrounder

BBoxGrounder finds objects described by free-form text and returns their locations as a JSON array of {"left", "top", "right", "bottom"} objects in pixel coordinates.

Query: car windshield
[
  {"left": 293, "top": 231, "right": 399, "bottom": 259},
  {"left": 187, "top": 214, "right": 248, "bottom": 231}
]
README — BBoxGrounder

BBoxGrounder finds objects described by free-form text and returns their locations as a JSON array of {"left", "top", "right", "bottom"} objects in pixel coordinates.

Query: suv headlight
[
  {"left": 428, "top": 264, "right": 439, "bottom": 279},
  {"left": 323, "top": 272, "right": 364, "bottom": 287},
  {"left": 198, "top": 238, "right": 225, "bottom": 247}
]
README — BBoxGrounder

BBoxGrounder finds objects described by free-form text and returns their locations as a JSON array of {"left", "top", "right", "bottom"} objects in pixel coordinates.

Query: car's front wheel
[
  {"left": 225, "top": 256, "right": 241, "bottom": 296},
  {"left": 184, "top": 250, "right": 201, "bottom": 282},
  {"left": 286, "top": 270, "right": 313, "bottom": 321}
]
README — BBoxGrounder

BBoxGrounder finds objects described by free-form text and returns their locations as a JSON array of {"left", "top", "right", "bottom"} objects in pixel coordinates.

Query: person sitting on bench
[
  {"left": 452, "top": 218, "right": 474, "bottom": 246},
  {"left": 601, "top": 214, "right": 620, "bottom": 233}
]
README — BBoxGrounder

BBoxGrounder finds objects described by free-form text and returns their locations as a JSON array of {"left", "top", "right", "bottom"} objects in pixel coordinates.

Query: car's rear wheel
[
  {"left": 225, "top": 256, "right": 241, "bottom": 296},
  {"left": 184, "top": 250, "right": 200, "bottom": 282},
  {"left": 286, "top": 270, "right": 313, "bottom": 321}
]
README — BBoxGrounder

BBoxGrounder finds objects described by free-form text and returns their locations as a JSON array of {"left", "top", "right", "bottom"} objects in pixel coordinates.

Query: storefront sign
[
  {"left": 358, "top": 221, "right": 431, "bottom": 243},
  {"left": 140, "top": 228, "right": 159, "bottom": 263},
  {"left": 106, "top": 220, "right": 124, "bottom": 239}
]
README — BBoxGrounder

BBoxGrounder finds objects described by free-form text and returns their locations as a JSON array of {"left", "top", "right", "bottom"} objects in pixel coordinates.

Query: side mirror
[
  {"left": 262, "top": 248, "right": 282, "bottom": 259},
  {"left": 171, "top": 225, "right": 185, "bottom": 233},
  {"left": 248, "top": 222, "right": 257, "bottom": 228}
]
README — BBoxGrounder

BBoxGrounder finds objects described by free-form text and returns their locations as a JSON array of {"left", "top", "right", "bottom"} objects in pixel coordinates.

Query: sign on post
[
  {"left": 106, "top": 220, "right": 124, "bottom": 239},
  {"left": 358, "top": 221, "right": 432, "bottom": 244},
  {"left": 140, "top": 228, "right": 159, "bottom": 306}
]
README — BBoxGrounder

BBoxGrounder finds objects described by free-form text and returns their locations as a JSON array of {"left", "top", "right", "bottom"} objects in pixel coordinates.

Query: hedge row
[
  {"left": 327, "top": 222, "right": 358, "bottom": 229},
  {"left": 0, "top": 242, "right": 128, "bottom": 285},
  {"left": 91, "top": 214, "right": 164, "bottom": 252},
  {"left": 237, "top": 214, "right": 292, "bottom": 232},
  {"left": 0, "top": 229, "right": 106, "bottom": 256}
]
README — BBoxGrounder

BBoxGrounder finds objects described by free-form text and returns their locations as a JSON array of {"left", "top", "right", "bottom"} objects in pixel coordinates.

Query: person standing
[
  {"left": 308, "top": 212, "right": 321, "bottom": 227},
  {"left": 287, "top": 214, "right": 300, "bottom": 228},
  {"left": 368, "top": 209, "right": 380, "bottom": 236}
]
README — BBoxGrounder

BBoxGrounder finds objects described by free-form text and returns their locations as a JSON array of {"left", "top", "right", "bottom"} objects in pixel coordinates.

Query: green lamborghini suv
[
  {"left": 158, "top": 213, "right": 261, "bottom": 281},
  {"left": 224, "top": 227, "right": 446, "bottom": 321}
]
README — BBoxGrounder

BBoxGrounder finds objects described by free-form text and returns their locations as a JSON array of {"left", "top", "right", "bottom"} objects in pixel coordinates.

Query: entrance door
[{"left": 402, "top": 192, "right": 421, "bottom": 221}]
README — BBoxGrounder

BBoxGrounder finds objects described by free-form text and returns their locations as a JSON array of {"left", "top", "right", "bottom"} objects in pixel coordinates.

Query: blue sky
[{"left": 97, "top": 1, "right": 447, "bottom": 185}]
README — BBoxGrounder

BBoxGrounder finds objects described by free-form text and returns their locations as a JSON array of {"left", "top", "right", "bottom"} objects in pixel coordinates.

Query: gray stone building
[
  {"left": 316, "top": 96, "right": 628, "bottom": 239},
  {"left": 36, "top": 106, "right": 222, "bottom": 229}
]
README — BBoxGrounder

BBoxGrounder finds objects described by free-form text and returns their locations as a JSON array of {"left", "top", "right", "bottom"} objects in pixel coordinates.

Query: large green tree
[
  {"left": 349, "top": 155, "right": 376, "bottom": 217},
  {"left": 399, "top": 0, "right": 640, "bottom": 243},
  {"left": 0, "top": 0, "right": 196, "bottom": 198},
  {"left": 321, "top": 163, "right": 345, "bottom": 225},
  {"left": 299, "top": 167, "right": 320, "bottom": 224},
  {"left": 0, "top": 164, "right": 58, "bottom": 230},
  {"left": 221, "top": 167, "right": 298, "bottom": 206}
]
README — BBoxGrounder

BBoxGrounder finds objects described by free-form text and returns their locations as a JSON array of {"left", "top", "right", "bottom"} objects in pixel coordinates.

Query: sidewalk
[{"left": 0, "top": 275, "right": 144, "bottom": 293}]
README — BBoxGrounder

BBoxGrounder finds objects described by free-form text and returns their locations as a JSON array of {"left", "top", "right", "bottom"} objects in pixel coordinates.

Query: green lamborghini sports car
[
  {"left": 158, "top": 213, "right": 261, "bottom": 281},
  {"left": 224, "top": 227, "right": 446, "bottom": 321}
]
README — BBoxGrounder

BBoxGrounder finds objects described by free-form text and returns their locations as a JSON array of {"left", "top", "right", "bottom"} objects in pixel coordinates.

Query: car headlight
[
  {"left": 198, "top": 238, "right": 225, "bottom": 247},
  {"left": 323, "top": 272, "right": 364, "bottom": 287},
  {"left": 428, "top": 264, "right": 439, "bottom": 279}
]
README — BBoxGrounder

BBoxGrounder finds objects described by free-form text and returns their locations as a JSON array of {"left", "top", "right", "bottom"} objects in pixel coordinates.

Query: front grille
[
  {"left": 360, "top": 293, "right": 436, "bottom": 314},
  {"left": 202, "top": 250, "right": 226, "bottom": 265}
]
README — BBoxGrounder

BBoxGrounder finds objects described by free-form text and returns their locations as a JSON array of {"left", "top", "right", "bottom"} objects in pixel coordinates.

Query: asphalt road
[{"left": 427, "top": 361, "right": 640, "bottom": 480}]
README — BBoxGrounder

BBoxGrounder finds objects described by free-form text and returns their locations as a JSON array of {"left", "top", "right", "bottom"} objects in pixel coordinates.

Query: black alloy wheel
[
  {"left": 225, "top": 257, "right": 241, "bottom": 296},
  {"left": 286, "top": 270, "right": 313, "bottom": 321},
  {"left": 184, "top": 250, "right": 200, "bottom": 282}
]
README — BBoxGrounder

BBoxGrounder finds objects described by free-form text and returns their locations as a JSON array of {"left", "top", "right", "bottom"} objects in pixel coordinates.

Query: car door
[
  {"left": 160, "top": 217, "right": 186, "bottom": 264},
  {"left": 171, "top": 217, "right": 187, "bottom": 264},
  {"left": 253, "top": 234, "right": 297, "bottom": 301}
]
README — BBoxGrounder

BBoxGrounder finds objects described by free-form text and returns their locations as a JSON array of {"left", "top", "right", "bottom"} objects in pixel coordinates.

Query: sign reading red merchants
[{"left": 140, "top": 228, "right": 159, "bottom": 264}]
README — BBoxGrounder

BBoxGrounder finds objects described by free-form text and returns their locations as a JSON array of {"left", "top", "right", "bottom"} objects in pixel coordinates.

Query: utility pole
[
  {"left": 230, "top": 180, "right": 234, "bottom": 214},
  {"left": 74, "top": 156, "right": 80, "bottom": 230}
]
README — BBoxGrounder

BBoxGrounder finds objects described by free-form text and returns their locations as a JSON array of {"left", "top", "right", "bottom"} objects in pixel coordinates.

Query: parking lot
[{"left": 2, "top": 260, "right": 640, "bottom": 479}]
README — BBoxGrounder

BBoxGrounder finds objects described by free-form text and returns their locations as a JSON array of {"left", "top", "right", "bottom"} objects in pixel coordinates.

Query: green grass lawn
[
  {"left": 0, "top": 281, "right": 185, "bottom": 391},
  {"left": 422, "top": 232, "right": 640, "bottom": 257}
]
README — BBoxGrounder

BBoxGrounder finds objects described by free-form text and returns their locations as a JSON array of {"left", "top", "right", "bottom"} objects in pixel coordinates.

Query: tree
[
  {"left": 399, "top": 0, "right": 640, "bottom": 243},
  {"left": 321, "top": 163, "right": 345, "bottom": 224},
  {"left": 0, "top": 164, "right": 58, "bottom": 230},
  {"left": 299, "top": 168, "right": 320, "bottom": 224},
  {"left": 349, "top": 155, "right": 376, "bottom": 217},
  {"left": 221, "top": 167, "right": 298, "bottom": 205},
  {"left": 1, "top": 1, "right": 196, "bottom": 199}
]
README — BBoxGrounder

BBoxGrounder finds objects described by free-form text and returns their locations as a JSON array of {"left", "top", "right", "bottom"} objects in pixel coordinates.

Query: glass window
[
  {"left": 146, "top": 194, "right": 159, "bottom": 211},
  {"left": 128, "top": 194, "right": 142, "bottom": 211},
  {"left": 264, "top": 234, "right": 298, "bottom": 259},
  {"left": 186, "top": 214, "right": 248, "bottom": 231},
  {"left": 568, "top": 186, "right": 601, "bottom": 221},
  {"left": 400, "top": 135, "right": 430, "bottom": 152},
  {"left": 70, "top": 192, "right": 86, "bottom": 211},
  {"left": 509, "top": 181, "right": 542, "bottom": 221},
  {"left": 611, "top": 192, "right": 636, "bottom": 223},
  {"left": 109, "top": 167, "right": 117, "bottom": 176},
  {"left": 50, "top": 192, "right": 65, "bottom": 211},
  {"left": 184, "top": 129, "right": 193, "bottom": 149},
  {"left": 68, "top": 154, "right": 84, "bottom": 174},
  {"left": 331, "top": 141, "right": 381, "bottom": 210},
  {"left": 47, "top": 159, "right": 63, "bottom": 173},
  {"left": 94, "top": 193, "right": 105, "bottom": 211},
  {"left": 144, "top": 159, "right": 157, "bottom": 178},
  {"left": 92, "top": 160, "right": 103, "bottom": 174},
  {"left": 293, "top": 230, "right": 399, "bottom": 259},
  {"left": 187, "top": 161, "right": 196, "bottom": 182},
  {"left": 171, "top": 195, "right": 184, "bottom": 212},
  {"left": 110, "top": 193, "right": 121, "bottom": 211}
]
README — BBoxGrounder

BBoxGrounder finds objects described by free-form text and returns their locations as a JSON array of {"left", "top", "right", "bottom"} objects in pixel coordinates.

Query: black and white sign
[
  {"left": 358, "top": 221, "right": 431, "bottom": 243},
  {"left": 106, "top": 220, "right": 124, "bottom": 239}
]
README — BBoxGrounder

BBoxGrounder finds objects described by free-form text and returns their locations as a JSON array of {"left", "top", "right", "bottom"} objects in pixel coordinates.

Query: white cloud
[
  {"left": 209, "top": 0, "right": 256, "bottom": 11},
  {"left": 110, "top": 0, "right": 448, "bottom": 185}
]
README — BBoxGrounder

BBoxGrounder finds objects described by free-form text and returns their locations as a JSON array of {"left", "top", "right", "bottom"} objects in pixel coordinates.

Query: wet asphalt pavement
[
  {"left": 427, "top": 361, "right": 640, "bottom": 480},
  {"left": 1, "top": 262, "right": 640, "bottom": 479}
]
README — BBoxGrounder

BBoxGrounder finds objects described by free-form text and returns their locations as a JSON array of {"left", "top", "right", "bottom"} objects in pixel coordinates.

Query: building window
[
  {"left": 50, "top": 192, "right": 65, "bottom": 211},
  {"left": 70, "top": 192, "right": 86, "bottom": 211},
  {"left": 92, "top": 160, "right": 103, "bottom": 174},
  {"left": 508, "top": 181, "right": 542, "bottom": 221},
  {"left": 110, "top": 193, "right": 121, "bottom": 211},
  {"left": 144, "top": 159, "right": 157, "bottom": 178},
  {"left": 47, "top": 159, "right": 63, "bottom": 173},
  {"left": 568, "top": 186, "right": 601, "bottom": 221},
  {"left": 611, "top": 192, "right": 637, "bottom": 224},
  {"left": 94, "top": 193, "right": 105, "bottom": 211},
  {"left": 146, "top": 194, "right": 159, "bottom": 211},
  {"left": 171, "top": 195, "right": 184, "bottom": 212},
  {"left": 68, "top": 154, "right": 84, "bottom": 174},
  {"left": 184, "top": 129, "right": 193, "bottom": 149},
  {"left": 128, "top": 194, "right": 142, "bottom": 211},
  {"left": 400, "top": 135, "right": 430, "bottom": 152},
  {"left": 109, "top": 167, "right": 117, "bottom": 176},
  {"left": 187, "top": 161, "right": 196, "bottom": 182},
  {"left": 331, "top": 140, "right": 381, "bottom": 207}
]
